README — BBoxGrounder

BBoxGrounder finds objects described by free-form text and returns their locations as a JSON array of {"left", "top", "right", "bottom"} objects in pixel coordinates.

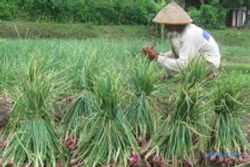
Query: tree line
[
  {"left": 0, "top": 0, "right": 165, "bottom": 25},
  {"left": 0, "top": 0, "right": 249, "bottom": 26}
]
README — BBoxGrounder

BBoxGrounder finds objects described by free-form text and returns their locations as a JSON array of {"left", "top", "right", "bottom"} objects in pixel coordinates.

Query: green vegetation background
[{"left": 1, "top": 0, "right": 249, "bottom": 26}]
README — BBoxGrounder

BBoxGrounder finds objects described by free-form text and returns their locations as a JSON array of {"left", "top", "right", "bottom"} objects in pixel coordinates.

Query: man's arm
[
  {"left": 159, "top": 51, "right": 175, "bottom": 58},
  {"left": 157, "top": 39, "right": 198, "bottom": 71}
]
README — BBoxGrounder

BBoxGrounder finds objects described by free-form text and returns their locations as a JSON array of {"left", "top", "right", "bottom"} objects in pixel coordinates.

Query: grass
[
  {"left": 0, "top": 21, "right": 154, "bottom": 39},
  {"left": 1, "top": 21, "right": 250, "bottom": 42},
  {"left": 209, "top": 28, "right": 250, "bottom": 48}
]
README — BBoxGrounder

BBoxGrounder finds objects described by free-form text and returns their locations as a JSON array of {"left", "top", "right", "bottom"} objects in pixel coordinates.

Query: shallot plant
[
  {"left": 126, "top": 57, "right": 166, "bottom": 139},
  {"left": 75, "top": 70, "right": 138, "bottom": 166},
  {"left": 153, "top": 60, "right": 211, "bottom": 166},
  {"left": 178, "top": 57, "right": 212, "bottom": 86},
  {"left": 155, "top": 84, "right": 209, "bottom": 166},
  {"left": 1, "top": 57, "right": 63, "bottom": 167},
  {"left": 63, "top": 54, "right": 102, "bottom": 136},
  {"left": 205, "top": 73, "right": 250, "bottom": 166}
]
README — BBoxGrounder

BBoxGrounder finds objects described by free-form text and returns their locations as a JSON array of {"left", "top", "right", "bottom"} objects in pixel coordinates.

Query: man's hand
[{"left": 142, "top": 45, "right": 159, "bottom": 60}]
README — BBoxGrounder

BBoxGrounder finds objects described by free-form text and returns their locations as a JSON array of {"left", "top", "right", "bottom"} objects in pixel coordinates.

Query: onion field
[{"left": 0, "top": 38, "right": 250, "bottom": 167}]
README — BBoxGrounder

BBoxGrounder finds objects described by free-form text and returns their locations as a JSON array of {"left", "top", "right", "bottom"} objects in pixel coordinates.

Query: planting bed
[{"left": 0, "top": 39, "right": 250, "bottom": 167}]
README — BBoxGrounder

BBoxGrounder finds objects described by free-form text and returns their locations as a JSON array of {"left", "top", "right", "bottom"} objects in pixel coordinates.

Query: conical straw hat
[{"left": 153, "top": 2, "right": 192, "bottom": 25}]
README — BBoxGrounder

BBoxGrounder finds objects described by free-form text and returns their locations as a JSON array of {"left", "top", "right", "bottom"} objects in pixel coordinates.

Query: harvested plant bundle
[
  {"left": 205, "top": 74, "right": 250, "bottom": 165},
  {"left": 0, "top": 58, "right": 62, "bottom": 166},
  {"left": 63, "top": 54, "right": 101, "bottom": 135},
  {"left": 82, "top": 54, "right": 102, "bottom": 91},
  {"left": 2, "top": 118, "right": 60, "bottom": 167},
  {"left": 155, "top": 84, "right": 208, "bottom": 166},
  {"left": 67, "top": 53, "right": 101, "bottom": 91},
  {"left": 75, "top": 72, "right": 137, "bottom": 166},
  {"left": 63, "top": 90, "right": 97, "bottom": 135},
  {"left": 128, "top": 58, "right": 163, "bottom": 96},
  {"left": 153, "top": 61, "right": 211, "bottom": 166},
  {"left": 126, "top": 58, "right": 165, "bottom": 138},
  {"left": 178, "top": 57, "right": 211, "bottom": 86}
]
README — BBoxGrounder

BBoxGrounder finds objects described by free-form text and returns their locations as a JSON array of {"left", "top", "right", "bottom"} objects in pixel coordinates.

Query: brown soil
[
  {"left": 242, "top": 114, "right": 250, "bottom": 142},
  {"left": 0, "top": 95, "right": 13, "bottom": 128},
  {"left": 53, "top": 96, "right": 74, "bottom": 120}
]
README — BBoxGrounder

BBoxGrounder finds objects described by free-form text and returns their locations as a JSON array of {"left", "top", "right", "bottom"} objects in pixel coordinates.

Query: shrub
[
  {"left": 9, "top": 0, "right": 162, "bottom": 25},
  {"left": 0, "top": 0, "right": 16, "bottom": 20},
  {"left": 188, "top": 0, "right": 227, "bottom": 29}
]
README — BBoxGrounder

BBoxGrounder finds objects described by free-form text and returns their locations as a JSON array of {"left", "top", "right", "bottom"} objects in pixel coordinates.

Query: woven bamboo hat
[{"left": 153, "top": 2, "right": 192, "bottom": 25}]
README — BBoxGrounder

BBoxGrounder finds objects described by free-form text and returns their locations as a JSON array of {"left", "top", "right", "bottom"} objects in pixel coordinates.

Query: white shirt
[{"left": 157, "top": 24, "right": 221, "bottom": 71}]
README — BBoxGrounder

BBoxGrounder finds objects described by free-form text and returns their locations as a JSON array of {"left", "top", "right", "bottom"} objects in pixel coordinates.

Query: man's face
[
  {"left": 166, "top": 25, "right": 181, "bottom": 39},
  {"left": 166, "top": 25, "right": 178, "bottom": 32},
  {"left": 166, "top": 25, "right": 185, "bottom": 33}
]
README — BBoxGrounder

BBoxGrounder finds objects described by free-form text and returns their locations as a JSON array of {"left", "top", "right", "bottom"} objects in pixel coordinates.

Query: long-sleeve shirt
[{"left": 157, "top": 24, "right": 221, "bottom": 71}]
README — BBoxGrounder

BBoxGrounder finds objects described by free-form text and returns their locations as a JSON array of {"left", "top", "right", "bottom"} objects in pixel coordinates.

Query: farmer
[{"left": 142, "top": 2, "right": 221, "bottom": 77}]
